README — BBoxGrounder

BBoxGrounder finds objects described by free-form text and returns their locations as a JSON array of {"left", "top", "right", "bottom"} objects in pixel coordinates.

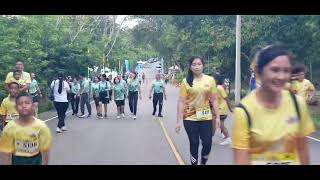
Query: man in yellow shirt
[
  {"left": 0, "top": 82, "right": 20, "bottom": 128},
  {"left": 0, "top": 92, "right": 52, "bottom": 165},
  {"left": 291, "top": 64, "right": 316, "bottom": 104},
  {"left": 5, "top": 60, "right": 31, "bottom": 93}
]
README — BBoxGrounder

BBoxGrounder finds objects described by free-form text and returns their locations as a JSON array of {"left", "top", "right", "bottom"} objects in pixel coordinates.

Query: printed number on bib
[
  {"left": 196, "top": 108, "right": 211, "bottom": 119},
  {"left": 16, "top": 140, "right": 39, "bottom": 153},
  {"left": 251, "top": 153, "right": 297, "bottom": 165}
]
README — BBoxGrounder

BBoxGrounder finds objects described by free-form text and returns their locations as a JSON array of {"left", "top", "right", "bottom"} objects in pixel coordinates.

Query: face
[
  {"left": 16, "top": 96, "right": 35, "bottom": 116},
  {"left": 31, "top": 73, "right": 35, "bottom": 79},
  {"left": 73, "top": 78, "right": 78, "bottom": 83},
  {"left": 15, "top": 61, "right": 24, "bottom": 71},
  {"left": 260, "top": 55, "right": 291, "bottom": 93},
  {"left": 9, "top": 84, "right": 19, "bottom": 97},
  {"left": 190, "top": 58, "right": 204, "bottom": 75},
  {"left": 115, "top": 78, "right": 120, "bottom": 84},
  {"left": 94, "top": 77, "right": 99, "bottom": 82},
  {"left": 296, "top": 72, "right": 305, "bottom": 81},
  {"left": 14, "top": 72, "right": 21, "bottom": 80}
]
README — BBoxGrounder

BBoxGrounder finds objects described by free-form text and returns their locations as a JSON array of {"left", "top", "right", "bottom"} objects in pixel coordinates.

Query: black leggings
[
  {"left": 153, "top": 93, "right": 163, "bottom": 115},
  {"left": 183, "top": 120, "right": 213, "bottom": 165},
  {"left": 70, "top": 93, "right": 80, "bottom": 114},
  {"left": 128, "top": 91, "right": 138, "bottom": 115},
  {"left": 54, "top": 102, "right": 69, "bottom": 129}
]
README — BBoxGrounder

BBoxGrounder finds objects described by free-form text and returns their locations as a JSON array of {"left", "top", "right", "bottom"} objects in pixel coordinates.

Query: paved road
[{"left": 1, "top": 62, "right": 319, "bottom": 165}]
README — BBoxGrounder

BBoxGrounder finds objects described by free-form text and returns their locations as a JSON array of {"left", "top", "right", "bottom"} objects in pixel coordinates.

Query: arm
[
  {"left": 139, "top": 86, "right": 142, "bottom": 100},
  {"left": 41, "top": 151, "right": 50, "bottom": 165},
  {"left": 176, "top": 96, "right": 185, "bottom": 133},
  {"left": 163, "top": 85, "right": 167, "bottom": 100},
  {"left": 149, "top": 85, "right": 153, "bottom": 99},
  {"left": 36, "top": 82, "right": 42, "bottom": 98},
  {"left": 234, "top": 149, "right": 250, "bottom": 165},
  {"left": 20, "top": 83, "right": 30, "bottom": 92},
  {"left": 225, "top": 98, "right": 233, "bottom": 112},
  {"left": 210, "top": 94, "right": 220, "bottom": 128},
  {"left": 2, "top": 153, "right": 12, "bottom": 165},
  {"left": 296, "top": 137, "right": 310, "bottom": 165}
]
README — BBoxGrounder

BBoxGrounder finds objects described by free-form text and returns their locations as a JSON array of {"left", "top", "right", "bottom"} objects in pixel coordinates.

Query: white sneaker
[
  {"left": 121, "top": 113, "right": 125, "bottom": 118},
  {"left": 61, "top": 126, "right": 68, "bottom": 131},
  {"left": 56, "top": 127, "right": 62, "bottom": 133},
  {"left": 133, "top": 116, "right": 136, "bottom": 120},
  {"left": 116, "top": 116, "right": 120, "bottom": 119},
  {"left": 220, "top": 137, "right": 232, "bottom": 145},
  {"left": 79, "top": 114, "right": 86, "bottom": 118}
]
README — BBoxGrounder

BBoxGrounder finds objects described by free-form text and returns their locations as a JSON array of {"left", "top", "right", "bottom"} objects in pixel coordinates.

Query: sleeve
[
  {"left": 64, "top": 81, "right": 70, "bottom": 91},
  {"left": 179, "top": 79, "right": 188, "bottom": 98},
  {"left": 232, "top": 107, "right": 250, "bottom": 150},
  {"left": 297, "top": 97, "right": 316, "bottom": 137},
  {"left": 4, "top": 73, "right": 11, "bottom": 84},
  {"left": 25, "top": 73, "right": 31, "bottom": 84},
  {"left": 50, "top": 81, "right": 54, "bottom": 89},
  {"left": 307, "top": 81, "right": 315, "bottom": 91},
  {"left": 0, "top": 126, "right": 14, "bottom": 153},
  {"left": 39, "top": 124, "right": 52, "bottom": 152},
  {"left": 219, "top": 87, "right": 228, "bottom": 99},
  {"left": 210, "top": 78, "right": 218, "bottom": 94},
  {"left": 0, "top": 100, "right": 6, "bottom": 116}
]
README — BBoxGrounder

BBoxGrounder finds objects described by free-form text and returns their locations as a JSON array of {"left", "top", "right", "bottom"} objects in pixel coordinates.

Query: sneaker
[
  {"left": 116, "top": 116, "right": 120, "bottom": 119},
  {"left": 133, "top": 116, "right": 136, "bottom": 120},
  {"left": 79, "top": 114, "right": 86, "bottom": 118},
  {"left": 219, "top": 137, "right": 232, "bottom": 145},
  {"left": 98, "top": 115, "right": 104, "bottom": 119},
  {"left": 87, "top": 114, "right": 91, "bottom": 118},
  {"left": 61, "top": 126, "right": 68, "bottom": 131},
  {"left": 158, "top": 114, "right": 163, "bottom": 118},
  {"left": 56, "top": 127, "right": 62, "bottom": 133},
  {"left": 104, "top": 114, "right": 107, "bottom": 118},
  {"left": 152, "top": 112, "right": 156, "bottom": 116},
  {"left": 121, "top": 113, "right": 125, "bottom": 118}
]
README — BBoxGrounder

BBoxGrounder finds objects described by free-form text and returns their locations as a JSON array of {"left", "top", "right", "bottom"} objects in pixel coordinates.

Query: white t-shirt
[{"left": 50, "top": 80, "right": 70, "bottom": 102}]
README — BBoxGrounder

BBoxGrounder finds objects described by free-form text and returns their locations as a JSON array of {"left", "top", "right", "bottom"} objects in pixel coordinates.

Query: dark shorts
[
  {"left": 31, "top": 93, "right": 39, "bottom": 103},
  {"left": 220, "top": 115, "right": 228, "bottom": 121},
  {"left": 99, "top": 91, "right": 109, "bottom": 104},
  {"left": 115, "top": 100, "right": 125, "bottom": 107},
  {"left": 12, "top": 153, "right": 42, "bottom": 165}
]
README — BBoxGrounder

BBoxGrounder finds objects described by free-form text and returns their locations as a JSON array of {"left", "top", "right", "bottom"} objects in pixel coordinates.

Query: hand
[
  {"left": 39, "top": 94, "right": 43, "bottom": 98},
  {"left": 139, "top": 95, "right": 142, "bottom": 100},
  {"left": 215, "top": 117, "right": 221, "bottom": 129},
  {"left": 164, "top": 95, "right": 167, "bottom": 100},
  {"left": 149, "top": 96, "right": 152, "bottom": 99},
  {"left": 229, "top": 108, "right": 233, "bottom": 113},
  {"left": 175, "top": 122, "right": 182, "bottom": 134}
]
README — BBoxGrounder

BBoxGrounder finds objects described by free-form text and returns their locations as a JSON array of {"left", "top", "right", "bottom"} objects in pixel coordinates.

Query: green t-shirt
[
  {"left": 80, "top": 78, "right": 91, "bottom": 93},
  {"left": 28, "top": 79, "right": 39, "bottom": 94},
  {"left": 113, "top": 84, "right": 125, "bottom": 100},
  {"left": 128, "top": 79, "right": 140, "bottom": 92},
  {"left": 152, "top": 80, "right": 165, "bottom": 94},
  {"left": 99, "top": 80, "right": 111, "bottom": 92},
  {"left": 71, "top": 83, "right": 80, "bottom": 94},
  {"left": 91, "top": 82, "right": 100, "bottom": 96}
]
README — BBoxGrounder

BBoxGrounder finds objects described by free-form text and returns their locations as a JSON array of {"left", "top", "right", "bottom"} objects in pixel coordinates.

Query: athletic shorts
[
  {"left": 115, "top": 100, "right": 125, "bottom": 107},
  {"left": 31, "top": 93, "right": 39, "bottom": 103},
  {"left": 99, "top": 91, "right": 109, "bottom": 104},
  {"left": 12, "top": 153, "right": 42, "bottom": 165}
]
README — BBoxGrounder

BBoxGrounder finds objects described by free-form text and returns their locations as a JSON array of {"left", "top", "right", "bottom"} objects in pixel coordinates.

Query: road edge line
[{"left": 157, "top": 118, "right": 186, "bottom": 165}]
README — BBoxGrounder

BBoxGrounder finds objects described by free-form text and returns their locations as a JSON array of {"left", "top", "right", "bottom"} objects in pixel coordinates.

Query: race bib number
[
  {"left": 251, "top": 153, "right": 297, "bottom": 165},
  {"left": 196, "top": 107, "right": 211, "bottom": 119},
  {"left": 15, "top": 140, "right": 39, "bottom": 154}
]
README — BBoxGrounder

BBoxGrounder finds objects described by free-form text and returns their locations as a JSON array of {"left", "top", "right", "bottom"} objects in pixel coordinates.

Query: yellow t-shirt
[
  {"left": 179, "top": 74, "right": 217, "bottom": 121},
  {"left": 0, "top": 118, "right": 52, "bottom": 157},
  {"left": 217, "top": 85, "right": 228, "bottom": 115},
  {"left": 0, "top": 97, "right": 19, "bottom": 123},
  {"left": 5, "top": 71, "right": 31, "bottom": 85},
  {"left": 232, "top": 90, "right": 315, "bottom": 165},
  {"left": 291, "top": 79, "right": 315, "bottom": 101}
]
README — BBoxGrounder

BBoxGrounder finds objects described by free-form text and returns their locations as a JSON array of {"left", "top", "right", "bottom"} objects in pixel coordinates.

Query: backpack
[{"left": 237, "top": 92, "right": 301, "bottom": 130}]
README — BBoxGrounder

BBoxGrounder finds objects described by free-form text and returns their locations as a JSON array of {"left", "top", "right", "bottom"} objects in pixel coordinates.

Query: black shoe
[
  {"left": 158, "top": 114, "right": 163, "bottom": 118},
  {"left": 87, "top": 114, "right": 91, "bottom": 118},
  {"left": 152, "top": 112, "right": 156, "bottom": 116},
  {"left": 72, "top": 113, "right": 75, "bottom": 115}
]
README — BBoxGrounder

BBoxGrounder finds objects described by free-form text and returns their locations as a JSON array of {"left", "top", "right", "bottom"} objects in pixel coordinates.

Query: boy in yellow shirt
[
  {"left": 0, "top": 92, "right": 52, "bottom": 165},
  {"left": 291, "top": 64, "right": 316, "bottom": 104},
  {"left": 0, "top": 82, "right": 20, "bottom": 128}
]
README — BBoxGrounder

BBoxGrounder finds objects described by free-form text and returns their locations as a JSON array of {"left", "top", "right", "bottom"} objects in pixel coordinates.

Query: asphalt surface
[{"left": 1, "top": 62, "right": 319, "bottom": 165}]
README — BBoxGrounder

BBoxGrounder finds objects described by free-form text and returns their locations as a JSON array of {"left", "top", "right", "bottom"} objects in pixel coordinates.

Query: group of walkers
[{"left": 176, "top": 43, "right": 317, "bottom": 165}]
